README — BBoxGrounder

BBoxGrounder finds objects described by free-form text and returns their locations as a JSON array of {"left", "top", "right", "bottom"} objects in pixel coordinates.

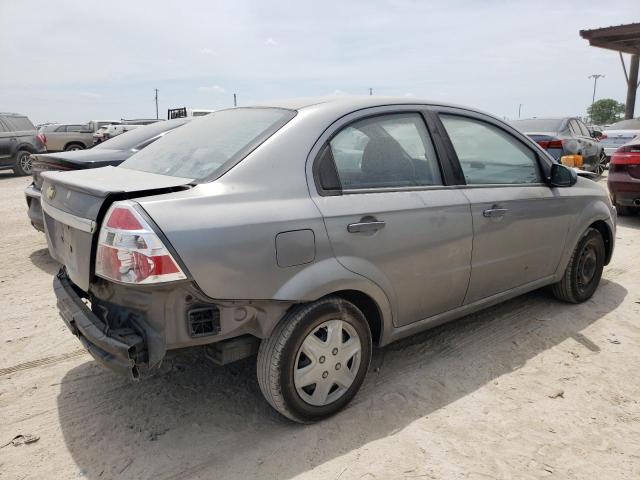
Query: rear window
[
  {"left": 607, "top": 119, "right": 640, "bottom": 130},
  {"left": 94, "top": 119, "right": 188, "bottom": 151},
  {"left": 4, "top": 116, "right": 35, "bottom": 131},
  {"left": 511, "top": 118, "right": 563, "bottom": 132},
  {"left": 120, "top": 108, "right": 295, "bottom": 181}
]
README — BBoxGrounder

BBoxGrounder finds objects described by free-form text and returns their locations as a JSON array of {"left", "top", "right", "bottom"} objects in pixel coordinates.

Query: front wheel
[
  {"left": 257, "top": 297, "right": 372, "bottom": 423},
  {"left": 594, "top": 151, "right": 607, "bottom": 176},
  {"left": 551, "top": 227, "right": 605, "bottom": 303}
]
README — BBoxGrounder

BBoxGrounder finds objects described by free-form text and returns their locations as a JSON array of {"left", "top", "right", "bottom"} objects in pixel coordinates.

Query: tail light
[
  {"left": 96, "top": 201, "right": 186, "bottom": 284},
  {"left": 610, "top": 144, "right": 640, "bottom": 167},
  {"left": 37, "top": 133, "right": 47, "bottom": 145},
  {"left": 535, "top": 139, "right": 563, "bottom": 149},
  {"left": 599, "top": 134, "right": 608, "bottom": 140}
]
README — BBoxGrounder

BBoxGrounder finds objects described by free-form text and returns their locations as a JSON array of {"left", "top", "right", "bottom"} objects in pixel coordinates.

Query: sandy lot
[{"left": 0, "top": 170, "right": 639, "bottom": 480}]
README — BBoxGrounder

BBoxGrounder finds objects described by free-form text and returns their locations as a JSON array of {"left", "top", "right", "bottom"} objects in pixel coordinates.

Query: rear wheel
[
  {"left": 594, "top": 151, "right": 607, "bottom": 176},
  {"left": 13, "top": 150, "right": 32, "bottom": 176},
  {"left": 64, "top": 143, "right": 84, "bottom": 151},
  {"left": 615, "top": 203, "right": 634, "bottom": 216},
  {"left": 551, "top": 228, "right": 605, "bottom": 303},
  {"left": 257, "top": 297, "right": 372, "bottom": 423}
]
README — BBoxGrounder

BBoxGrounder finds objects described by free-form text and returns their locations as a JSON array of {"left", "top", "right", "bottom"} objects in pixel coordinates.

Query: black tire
[
  {"left": 551, "top": 228, "right": 605, "bottom": 303},
  {"left": 595, "top": 151, "right": 607, "bottom": 176},
  {"left": 257, "top": 297, "right": 372, "bottom": 423},
  {"left": 13, "top": 150, "right": 32, "bottom": 176},
  {"left": 615, "top": 203, "right": 634, "bottom": 216},
  {"left": 64, "top": 143, "right": 84, "bottom": 151}
]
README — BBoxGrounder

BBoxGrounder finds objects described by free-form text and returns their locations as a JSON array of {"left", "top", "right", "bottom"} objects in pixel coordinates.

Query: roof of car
[{"left": 253, "top": 96, "right": 465, "bottom": 111}]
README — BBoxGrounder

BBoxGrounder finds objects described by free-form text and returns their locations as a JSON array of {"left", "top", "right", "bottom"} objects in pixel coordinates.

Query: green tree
[{"left": 587, "top": 98, "right": 625, "bottom": 125}]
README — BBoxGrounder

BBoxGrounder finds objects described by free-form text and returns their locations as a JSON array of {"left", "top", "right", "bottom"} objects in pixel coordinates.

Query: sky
[{"left": 0, "top": 0, "right": 638, "bottom": 124}]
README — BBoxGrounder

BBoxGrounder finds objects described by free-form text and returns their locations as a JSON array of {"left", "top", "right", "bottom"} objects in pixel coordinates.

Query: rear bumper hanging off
[{"left": 53, "top": 269, "right": 147, "bottom": 379}]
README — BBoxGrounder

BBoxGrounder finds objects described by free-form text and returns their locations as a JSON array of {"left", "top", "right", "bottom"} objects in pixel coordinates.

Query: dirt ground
[{"left": 0, "top": 170, "right": 639, "bottom": 480}]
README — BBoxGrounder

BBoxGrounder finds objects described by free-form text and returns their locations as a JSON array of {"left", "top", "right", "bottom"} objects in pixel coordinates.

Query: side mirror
[
  {"left": 549, "top": 163, "right": 577, "bottom": 187},
  {"left": 591, "top": 130, "right": 602, "bottom": 138}
]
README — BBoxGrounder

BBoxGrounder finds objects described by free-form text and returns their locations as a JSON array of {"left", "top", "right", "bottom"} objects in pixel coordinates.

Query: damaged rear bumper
[{"left": 54, "top": 270, "right": 147, "bottom": 379}]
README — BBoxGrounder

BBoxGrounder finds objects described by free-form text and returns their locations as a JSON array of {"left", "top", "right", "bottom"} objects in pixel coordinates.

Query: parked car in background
[
  {"left": 25, "top": 117, "right": 190, "bottom": 232},
  {"left": 511, "top": 117, "right": 607, "bottom": 175},
  {"left": 44, "top": 120, "right": 120, "bottom": 152},
  {"left": 40, "top": 97, "right": 615, "bottom": 423},
  {"left": 168, "top": 107, "right": 215, "bottom": 119},
  {"left": 601, "top": 118, "right": 640, "bottom": 159},
  {"left": 93, "top": 123, "right": 146, "bottom": 144},
  {"left": 0, "top": 112, "right": 46, "bottom": 175},
  {"left": 608, "top": 136, "right": 640, "bottom": 216}
]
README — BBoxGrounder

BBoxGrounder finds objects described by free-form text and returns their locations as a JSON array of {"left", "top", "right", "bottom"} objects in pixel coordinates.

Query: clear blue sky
[{"left": 0, "top": 0, "right": 637, "bottom": 124}]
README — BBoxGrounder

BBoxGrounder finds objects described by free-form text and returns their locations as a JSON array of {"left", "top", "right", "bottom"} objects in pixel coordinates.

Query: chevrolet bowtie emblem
[{"left": 46, "top": 185, "right": 56, "bottom": 200}]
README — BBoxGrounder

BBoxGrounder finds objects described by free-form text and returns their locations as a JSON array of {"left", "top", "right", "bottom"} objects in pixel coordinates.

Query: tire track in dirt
[{"left": 0, "top": 349, "right": 87, "bottom": 376}]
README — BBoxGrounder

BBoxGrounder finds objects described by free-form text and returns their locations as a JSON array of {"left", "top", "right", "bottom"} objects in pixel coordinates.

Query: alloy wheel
[
  {"left": 293, "top": 319, "right": 362, "bottom": 407},
  {"left": 18, "top": 152, "right": 32, "bottom": 174}
]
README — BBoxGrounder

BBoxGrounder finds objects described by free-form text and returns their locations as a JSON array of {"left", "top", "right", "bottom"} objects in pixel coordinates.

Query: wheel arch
[
  {"left": 64, "top": 141, "right": 86, "bottom": 150},
  {"left": 589, "top": 219, "right": 614, "bottom": 265}
]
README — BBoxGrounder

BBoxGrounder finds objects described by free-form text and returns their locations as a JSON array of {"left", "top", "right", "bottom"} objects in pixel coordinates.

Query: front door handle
[
  {"left": 483, "top": 208, "right": 508, "bottom": 218},
  {"left": 347, "top": 220, "right": 386, "bottom": 233}
]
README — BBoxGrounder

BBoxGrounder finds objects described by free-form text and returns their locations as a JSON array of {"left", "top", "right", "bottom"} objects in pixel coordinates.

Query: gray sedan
[{"left": 41, "top": 97, "right": 615, "bottom": 422}]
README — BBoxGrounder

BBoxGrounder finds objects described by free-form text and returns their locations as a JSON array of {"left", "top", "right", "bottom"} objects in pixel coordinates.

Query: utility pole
[
  {"left": 154, "top": 88, "right": 159, "bottom": 119},
  {"left": 588, "top": 74, "right": 604, "bottom": 122},
  {"left": 369, "top": 88, "right": 373, "bottom": 96},
  {"left": 518, "top": 104, "right": 523, "bottom": 119},
  {"left": 233, "top": 93, "right": 237, "bottom": 107}
]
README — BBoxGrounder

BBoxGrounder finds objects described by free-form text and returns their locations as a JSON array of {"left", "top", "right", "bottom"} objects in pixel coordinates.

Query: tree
[{"left": 587, "top": 99, "right": 625, "bottom": 125}]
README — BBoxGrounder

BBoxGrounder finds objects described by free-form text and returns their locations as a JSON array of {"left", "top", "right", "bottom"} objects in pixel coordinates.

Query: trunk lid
[
  {"left": 601, "top": 129, "right": 640, "bottom": 148},
  {"left": 41, "top": 166, "right": 193, "bottom": 291}
]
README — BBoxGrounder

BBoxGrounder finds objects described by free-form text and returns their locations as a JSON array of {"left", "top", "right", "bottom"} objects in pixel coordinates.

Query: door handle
[
  {"left": 347, "top": 220, "right": 386, "bottom": 233},
  {"left": 483, "top": 208, "right": 508, "bottom": 218}
]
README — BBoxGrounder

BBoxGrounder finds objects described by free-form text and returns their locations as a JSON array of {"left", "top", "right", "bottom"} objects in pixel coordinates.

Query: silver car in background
[
  {"left": 41, "top": 97, "right": 615, "bottom": 422},
  {"left": 601, "top": 118, "right": 640, "bottom": 158}
]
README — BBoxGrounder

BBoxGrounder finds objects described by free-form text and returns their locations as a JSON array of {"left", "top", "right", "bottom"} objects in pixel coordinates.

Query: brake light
[
  {"left": 37, "top": 133, "right": 46, "bottom": 145},
  {"left": 535, "top": 139, "right": 563, "bottom": 149},
  {"left": 611, "top": 144, "right": 640, "bottom": 165},
  {"left": 96, "top": 201, "right": 186, "bottom": 284}
]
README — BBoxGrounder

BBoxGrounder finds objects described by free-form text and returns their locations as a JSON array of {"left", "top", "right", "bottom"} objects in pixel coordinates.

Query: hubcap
[
  {"left": 577, "top": 242, "right": 598, "bottom": 292},
  {"left": 294, "top": 319, "right": 362, "bottom": 407},
  {"left": 19, "top": 152, "right": 32, "bottom": 174}
]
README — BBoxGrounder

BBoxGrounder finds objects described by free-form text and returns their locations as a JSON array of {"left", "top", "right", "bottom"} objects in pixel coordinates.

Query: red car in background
[{"left": 608, "top": 136, "right": 640, "bottom": 216}]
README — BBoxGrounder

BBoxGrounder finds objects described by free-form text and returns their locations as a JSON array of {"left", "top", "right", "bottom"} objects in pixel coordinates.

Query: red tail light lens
[
  {"left": 535, "top": 139, "right": 563, "bottom": 149},
  {"left": 37, "top": 133, "right": 47, "bottom": 145},
  {"left": 611, "top": 144, "right": 640, "bottom": 166},
  {"left": 96, "top": 201, "right": 186, "bottom": 284}
]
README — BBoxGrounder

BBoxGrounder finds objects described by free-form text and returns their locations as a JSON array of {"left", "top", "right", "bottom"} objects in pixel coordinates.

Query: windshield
[
  {"left": 120, "top": 108, "right": 295, "bottom": 180},
  {"left": 510, "top": 118, "right": 563, "bottom": 132},
  {"left": 94, "top": 119, "right": 188, "bottom": 151},
  {"left": 607, "top": 119, "right": 640, "bottom": 130}
]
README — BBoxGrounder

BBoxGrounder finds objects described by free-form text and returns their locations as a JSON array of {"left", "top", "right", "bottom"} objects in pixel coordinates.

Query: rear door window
[
  {"left": 440, "top": 114, "right": 542, "bottom": 185},
  {"left": 327, "top": 113, "right": 442, "bottom": 190}
]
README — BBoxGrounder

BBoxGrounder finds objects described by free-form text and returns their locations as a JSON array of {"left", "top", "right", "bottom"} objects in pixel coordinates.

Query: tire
[
  {"left": 594, "top": 151, "right": 607, "bottom": 176},
  {"left": 551, "top": 227, "right": 605, "bottom": 303},
  {"left": 257, "top": 296, "right": 372, "bottom": 423},
  {"left": 64, "top": 143, "right": 84, "bottom": 151},
  {"left": 13, "top": 150, "right": 33, "bottom": 176},
  {"left": 615, "top": 203, "right": 634, "bottom": 216}
]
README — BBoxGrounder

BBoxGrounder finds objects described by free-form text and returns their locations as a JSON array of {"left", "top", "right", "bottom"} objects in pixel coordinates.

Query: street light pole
[
  {"left": 518, "top": 104, "right": 523, "bottom": 119},
  {"left": 588, "top": 74, "right": 604, "bottom": 122}
]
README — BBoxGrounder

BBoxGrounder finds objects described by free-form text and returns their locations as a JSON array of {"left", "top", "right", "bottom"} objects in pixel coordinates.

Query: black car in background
[
  {"left": 25, "top": 117, "right": 191, "bottom": 232},
  {"left": 0, "top": 112, "right": 47, "bottom": 175},
  {"left": 511, "top": 117, "right": 607, "bottom": 175}
]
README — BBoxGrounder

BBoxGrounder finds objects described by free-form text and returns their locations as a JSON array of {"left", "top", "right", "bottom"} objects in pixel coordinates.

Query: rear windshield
[
  {"left": 4, "top": 116, "right": 35, "bottom": 131},
  {"left": 94, "top": 119, "right": 188, "bottom": 151},
  {"left": 511, "top": 118, "right": 563, "bottom": 132},
  {"left": 120, "top": 108, "right": 295, "bottom": 181},
  {"left": 607, "top": 119, "right": 640, "bottom": 130}
]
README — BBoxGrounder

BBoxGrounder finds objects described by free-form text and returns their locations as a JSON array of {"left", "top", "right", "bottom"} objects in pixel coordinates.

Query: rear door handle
[
  {"left": 483, "top": 208, "right": 508, "bottom": 218},
  {"left": 347, "top": 220, "right": 386, "bottom": 233}
]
